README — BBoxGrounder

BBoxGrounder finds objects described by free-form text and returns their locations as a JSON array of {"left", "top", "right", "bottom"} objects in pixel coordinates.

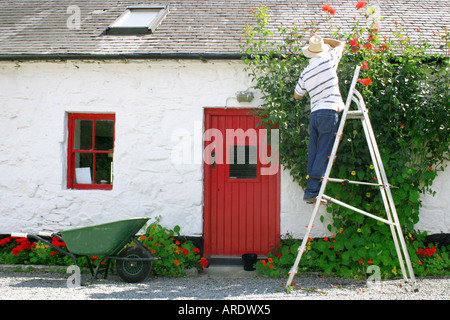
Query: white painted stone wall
[
  {"left": 0, "top": 59, "right": 265, "bottom": 236},
  {"left": 0, "top": 59, "right": 448, "bottom": 239},
  {"left": 416, "top": 167, "right": 450, "bottom": 234}
]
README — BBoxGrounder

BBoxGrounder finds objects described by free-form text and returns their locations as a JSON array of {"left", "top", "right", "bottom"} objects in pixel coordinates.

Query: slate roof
[{"left": 0, "top": 0, "right": 448, "bottom": 60}]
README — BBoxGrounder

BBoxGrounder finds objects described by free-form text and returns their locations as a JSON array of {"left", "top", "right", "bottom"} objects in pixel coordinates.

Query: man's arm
[{"left": 323, "top": 38, "right": 345, "bottom": 49}]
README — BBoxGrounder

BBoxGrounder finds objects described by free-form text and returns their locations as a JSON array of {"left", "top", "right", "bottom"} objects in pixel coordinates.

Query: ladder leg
[
  {"left": 359, "top": 99, "right": 416, "bottom": 282},
  {"left": 358, "top": 113, "right": 408, "bottom": 280},
  {"left": 285, "top": 67, "right": 359, "bottom": 290},
  {"left": 285, "top": 110, "right": 344, "bottom": 290},
  {"left": 385, "top": 188, "right": 417, "bottom": 282},
  {"left": 285, "top": 201, "right": 321, "bottom": 290}
]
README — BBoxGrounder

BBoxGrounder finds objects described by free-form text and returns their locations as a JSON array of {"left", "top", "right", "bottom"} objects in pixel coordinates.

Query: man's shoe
[
  {"left": 303, "top": 196, "right": 329, "bottom": 205},
  {"left": 303, "top": 196, "right": 317, "bottom": 204}
]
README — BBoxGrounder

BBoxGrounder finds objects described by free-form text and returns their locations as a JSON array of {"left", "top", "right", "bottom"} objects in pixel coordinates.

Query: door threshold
[{"left": 207, "top": 255, "right": 267, "bottom": 266}]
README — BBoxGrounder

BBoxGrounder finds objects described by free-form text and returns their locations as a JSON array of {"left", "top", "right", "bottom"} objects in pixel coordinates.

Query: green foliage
[
  {"left": 140, "top": 216, "right": 209, "bottom": 277},
  {"left": 243, "top": 3, "right": 450, "bottom": 278},
  {"left": 0, "top": 217, "right": 209, "bottom": 278},
  {"left": 257, "top": 231, "right": 450, "bottom": 278},
  {"left": 0, "top": 236, "right": 80, "bottom": 267}
]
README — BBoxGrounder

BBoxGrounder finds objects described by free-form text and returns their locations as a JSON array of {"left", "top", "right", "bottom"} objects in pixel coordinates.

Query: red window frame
[{"left": 67, "top": 113, "right": 115, "bottom": 190}]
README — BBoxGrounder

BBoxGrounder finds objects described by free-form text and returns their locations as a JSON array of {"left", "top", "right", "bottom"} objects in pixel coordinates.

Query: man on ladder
[
  {"left": 287, "top": 35, "right": 417, "bottom": 291},
  {"left": 294, "top": 35, "right": 345, "bottom": 204}
]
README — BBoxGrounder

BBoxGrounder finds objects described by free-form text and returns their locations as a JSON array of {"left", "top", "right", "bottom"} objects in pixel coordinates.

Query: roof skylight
[{"left": 105, "top": 6, "right": 168, "bottom": 35}]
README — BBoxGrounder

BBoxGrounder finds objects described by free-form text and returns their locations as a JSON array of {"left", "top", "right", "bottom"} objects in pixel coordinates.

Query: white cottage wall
[
  {"left": 0, "top": 60, "right": 448, "bottom": 239},
  {"left": 0, "top": 59, "right": 267, "bottom": 236}
]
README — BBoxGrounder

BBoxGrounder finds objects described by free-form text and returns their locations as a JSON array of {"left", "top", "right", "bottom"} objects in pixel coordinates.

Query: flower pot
[{"left": 241, "top": 253, "right": 257, "bottom": 271}]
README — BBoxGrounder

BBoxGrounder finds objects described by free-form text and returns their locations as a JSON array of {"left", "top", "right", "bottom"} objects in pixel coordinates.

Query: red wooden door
[{"left": 204, "top": 108, "right": 280, "bottom": 257}]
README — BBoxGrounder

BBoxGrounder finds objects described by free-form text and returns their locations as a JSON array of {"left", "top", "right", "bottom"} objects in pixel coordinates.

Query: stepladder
[{"left": 285, "top": 65, "right": 417, "bottom": 291}]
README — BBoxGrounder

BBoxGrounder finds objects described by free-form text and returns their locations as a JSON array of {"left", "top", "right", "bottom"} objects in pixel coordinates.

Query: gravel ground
[{"left": 0, "top": 266, "right": 448, "bottom": 301}]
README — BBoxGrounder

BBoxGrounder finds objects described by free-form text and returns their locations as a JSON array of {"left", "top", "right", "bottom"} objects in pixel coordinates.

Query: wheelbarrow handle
[
  {"left": 9, "top": 232, "right": 77, "bottom": 267},
  {"left": 11, "top": 232, "right": 55, "bottom": 238},
  {"left": 11, "top": 232, "right": 28, "bottom": 238}
]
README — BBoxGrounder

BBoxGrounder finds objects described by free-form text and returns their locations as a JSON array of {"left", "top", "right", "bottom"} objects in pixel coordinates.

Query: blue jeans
[{"left": 304, "top": 109, "right": 338, "bottom": 198}]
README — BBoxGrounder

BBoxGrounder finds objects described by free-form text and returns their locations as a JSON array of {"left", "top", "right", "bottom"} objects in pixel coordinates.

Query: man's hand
[{"left": 323, "top": 38, "right": 345, "bottom": 49}]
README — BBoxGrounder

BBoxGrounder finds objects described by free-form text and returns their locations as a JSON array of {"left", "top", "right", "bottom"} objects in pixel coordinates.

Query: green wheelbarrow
[{"left": 10, "top": 217, "right": 159, "bottom": 283}]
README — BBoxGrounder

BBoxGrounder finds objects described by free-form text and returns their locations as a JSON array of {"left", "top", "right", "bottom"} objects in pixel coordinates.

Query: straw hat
[{"left": 302, "top": 35, "right": 331, "bottom": 58}]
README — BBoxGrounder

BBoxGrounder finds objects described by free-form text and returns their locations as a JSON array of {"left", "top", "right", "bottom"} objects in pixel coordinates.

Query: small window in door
[{"left": 229, "top": 145, "right": 257, "bottom": 179}]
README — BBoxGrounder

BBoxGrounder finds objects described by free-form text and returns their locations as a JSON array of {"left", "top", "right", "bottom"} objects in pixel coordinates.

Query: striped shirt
[{"left": 295, "top": 47, "right": 345, "bottom": 113}]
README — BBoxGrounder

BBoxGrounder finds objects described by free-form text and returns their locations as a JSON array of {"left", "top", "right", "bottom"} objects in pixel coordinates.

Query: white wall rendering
[{"left": 0, "top": 59, "right": 448, "bottom": 238}]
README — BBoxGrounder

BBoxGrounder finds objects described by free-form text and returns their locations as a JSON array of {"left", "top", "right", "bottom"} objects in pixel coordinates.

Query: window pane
[
  {"left": 95, "top": 120, "right": 114, "bottom": 151},
  {"left": 229, "top": 145, "right": 257, "bottom": 179},
  {"left": 75, "top": 153, "right": 93, "bottom": 184},
  {"left": 95, "top": 153, "right": 113, "bottom": 184},
  {"left": 74, "top": 120, "right": 93, "bottom": 150},
  {"left": 112, "top": 9, "right": 159, "bottom": 27}
]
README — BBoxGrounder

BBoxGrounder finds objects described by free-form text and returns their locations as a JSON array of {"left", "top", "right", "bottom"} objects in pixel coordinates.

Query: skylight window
[{"left": 105, "top": 6, "right": 168, "bottom": 35}]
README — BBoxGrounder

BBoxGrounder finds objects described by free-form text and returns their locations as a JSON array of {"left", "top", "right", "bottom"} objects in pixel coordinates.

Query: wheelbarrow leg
[
  {"left": 92, "top": 256, "right": 112, "bottom": 281},
  {"left": 104, "top": 259, "right": 111, "bottom": 279},
  {"left": 85, "top": 256, "right": 94, "bottom": 277}
]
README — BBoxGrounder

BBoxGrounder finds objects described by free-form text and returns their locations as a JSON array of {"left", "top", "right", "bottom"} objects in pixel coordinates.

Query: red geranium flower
[
  {"left": 416, "top": 246, "right": 436, "bottom": 258},
  {"left": 0, "top": 237, "right": 12, "bottom": 246},
  {"left": 12, "top": 247, "right": 20, "bottom": 256},
  {"left": 10, "top": 237, "right": 33, "bottom": 255},
  {"left": 182, "top": 248, "right": 189, "bottom": 255},
  {"left": 200, "top": 257, "right": 209, "bottom": 268},
  {"left": 51, "top": 237, "right": 66, "bottom": 248}
]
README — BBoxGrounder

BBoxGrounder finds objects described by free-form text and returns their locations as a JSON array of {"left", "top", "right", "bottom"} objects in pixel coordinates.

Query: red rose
[
  {"left": 356, "top": 1, "right": 367, "bottom": 10},
  {"left": 350, "top": 38, "right": 359, "bottom": 47},
  {"left": 322, "top": 4, "right": 336, "bottom": 15},
  {"left": 358, "top": 78, "right": 372, "bottom": 86}
]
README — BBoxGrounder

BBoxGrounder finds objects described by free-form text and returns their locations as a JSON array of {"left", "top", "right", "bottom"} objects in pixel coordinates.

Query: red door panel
[{"left": 204, "top": 108, "right": 280, "bottom": 257}]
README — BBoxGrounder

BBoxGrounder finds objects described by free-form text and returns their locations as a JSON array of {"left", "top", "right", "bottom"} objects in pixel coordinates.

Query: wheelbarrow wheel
[{"left": 116, "top": 246, "right": 152, "bottom": 283}]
